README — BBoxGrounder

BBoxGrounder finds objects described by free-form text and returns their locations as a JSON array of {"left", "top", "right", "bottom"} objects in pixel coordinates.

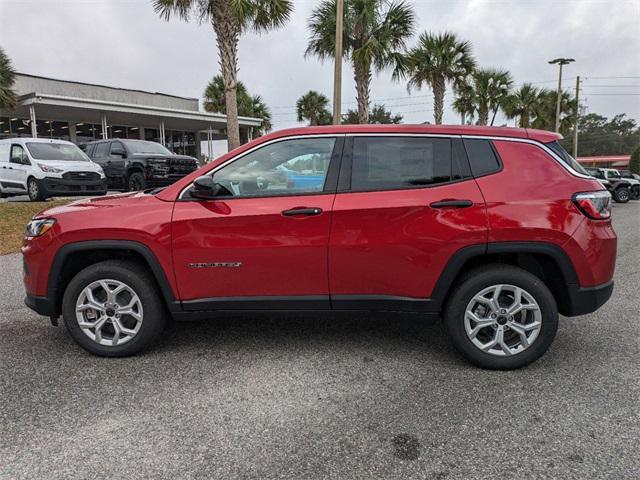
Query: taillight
[{"left": 573, "top": 191, "right": 612, "bottom": 219}]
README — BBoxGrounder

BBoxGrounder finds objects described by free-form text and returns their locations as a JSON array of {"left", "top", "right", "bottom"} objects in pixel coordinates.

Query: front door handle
[
  {"left": 282, "top": 207, "right": 323, "bottom": 217},
  {"left": 430, "top": 199, "right": 473, "bottom": 208}
]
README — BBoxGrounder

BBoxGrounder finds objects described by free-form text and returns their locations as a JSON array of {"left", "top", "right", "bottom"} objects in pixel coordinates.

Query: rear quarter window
[{"left": 463, "top": 139, "right": 501, "bottom": 176}]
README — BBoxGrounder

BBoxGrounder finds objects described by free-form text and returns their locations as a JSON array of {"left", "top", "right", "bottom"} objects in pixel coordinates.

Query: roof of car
[
  {"left": 257, "top": 124, "right": 562, "bottom": 144},
  {"left": 0, "top": 137, "right": 75, "bottom": 145}
]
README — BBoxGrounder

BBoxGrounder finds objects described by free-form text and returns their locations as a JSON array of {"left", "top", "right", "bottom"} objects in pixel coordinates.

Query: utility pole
[
  {"left": 332, "top": 0, "right": 344, "bottom": 125},
  {"left": 573, "top": 75, "right": 580, "bottom": 158},
  {"left": 548, "top": 58, "right": 575, "bottom": 132}
]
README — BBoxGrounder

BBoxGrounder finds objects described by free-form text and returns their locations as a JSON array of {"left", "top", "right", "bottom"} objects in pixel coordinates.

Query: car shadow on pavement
[{"left": 153, "top": 312, "right": 456, "bottom": 360}]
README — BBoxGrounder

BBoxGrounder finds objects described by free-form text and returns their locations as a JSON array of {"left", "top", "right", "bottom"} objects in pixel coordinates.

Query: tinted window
[
  {"left": 209, "top": 137, "right": 336, "bottom": 198},
  {"left": 546, "top": 141, "right": 589, "bottom": 175},
  {"left": 110, "top": 141, "right": 125, "bottom": 156},
  {"left": 94, "top": 142, "right": 108, "bottom": 157},
  {"left": 351, "top": 137, "right": 452, "bottom": 191},
  {"left": 452, "top": 139, "right": 472, "bottom": 180},
  {"left": 463, "top": 139, "right": 500, "bottom": 177}
]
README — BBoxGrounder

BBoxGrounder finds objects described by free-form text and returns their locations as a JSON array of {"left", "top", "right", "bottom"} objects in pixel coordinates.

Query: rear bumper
[
  {"left": 40, "top": 177, "right": 107, "bottom": 196},
  {"left": 565, "top": 280, "right": 614, "bottom": 317}
]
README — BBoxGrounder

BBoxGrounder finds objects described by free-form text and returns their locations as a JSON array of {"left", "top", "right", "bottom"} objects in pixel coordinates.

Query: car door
[
  {"left": 171, "top": 135, "right": 343, "bottom": 310},
  {"left": 8, "top": 144, "right": 30, "bottom": 191},
  {"left": 90, "top": 142, "right": 114, "bottom": 184},
  {"left": 329, "top": 135, "right": 488, "bottom": 310},
  {"left": 108, "top": 141, "right": 128, "bottom": 179}
]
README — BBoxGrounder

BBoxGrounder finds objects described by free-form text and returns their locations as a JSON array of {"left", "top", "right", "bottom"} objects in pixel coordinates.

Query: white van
[{"left": 0, "top": 138, "right": 107, "bottom": 201}]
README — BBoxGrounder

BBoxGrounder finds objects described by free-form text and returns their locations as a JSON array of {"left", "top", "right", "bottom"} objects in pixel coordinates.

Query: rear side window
[
  {"left": 351, "top": 137, "right": 452, "bottom": 191},
  {"left": 94, "top": 142, "right": 108, "bottom": 157},
  {"left": 546, "top": 141, "right": 589, "bottom": 175},
  {"left": 463, "top": 139, "right": 501, "bottom": 177}
]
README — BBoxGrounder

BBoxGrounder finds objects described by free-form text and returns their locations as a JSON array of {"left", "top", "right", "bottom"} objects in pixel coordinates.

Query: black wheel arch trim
[
  {"left": 45, "top": 240, "right": 180, "bottom": 317},
  {"left": 31, "top": 239, "right": 603, "bottom": 320}
]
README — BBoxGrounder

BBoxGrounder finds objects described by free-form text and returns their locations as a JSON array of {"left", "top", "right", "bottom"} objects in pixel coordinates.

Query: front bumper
[
  {"left": 565, "top": 280, "right": 614, "bottom": 316},
  {"left": 40, "top": 177, "right": 107, "bottom": 196},
  {"left": 25, "top": 292, "right": 56, "bottom": 317}
]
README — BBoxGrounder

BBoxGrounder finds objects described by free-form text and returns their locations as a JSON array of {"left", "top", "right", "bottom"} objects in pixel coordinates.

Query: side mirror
[{"left": 191, "top": 175, "right": 218, "bottom": 199}]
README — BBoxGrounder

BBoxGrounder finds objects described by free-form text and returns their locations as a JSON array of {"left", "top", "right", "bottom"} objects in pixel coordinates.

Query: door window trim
[
  {"left": 337, "top": 135, "right": 474, "bottom": 194},
  {"left": 179, "top": 134, "right": 346, "bottom": 201},
  {"left": 9, "top": 144, "right": 30, "bottom": 165}
]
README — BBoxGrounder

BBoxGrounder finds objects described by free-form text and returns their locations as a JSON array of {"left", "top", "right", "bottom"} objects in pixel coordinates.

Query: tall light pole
[
  {"left": 332, "top": 0, "right": 344, "bottom": 125},
  {"left": 573, "top": 75, "right": 580, "bottom": 158},
  {"left": 548, "top": 57, "right": 574, "bottom": 132}
]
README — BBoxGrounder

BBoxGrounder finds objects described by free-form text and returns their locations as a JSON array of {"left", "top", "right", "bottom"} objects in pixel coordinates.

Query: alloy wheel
[
  {"left": 464, "top": 284, "right": 542, "bottom": 356},
  {"left": 75, "top": 279, "right": 143, "bottom": 346}
]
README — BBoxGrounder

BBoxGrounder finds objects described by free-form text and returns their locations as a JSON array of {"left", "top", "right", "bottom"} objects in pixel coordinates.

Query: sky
[{"left": 1, "top": 0, "right": 639, "bottom": 130}]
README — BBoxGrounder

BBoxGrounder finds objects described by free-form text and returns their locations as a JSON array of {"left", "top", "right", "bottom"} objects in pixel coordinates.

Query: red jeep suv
[{"left": 22, "top": 125, "right": 616, "bottom": 369}]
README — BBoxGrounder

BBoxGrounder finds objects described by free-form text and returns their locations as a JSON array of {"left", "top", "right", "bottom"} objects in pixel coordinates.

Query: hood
[
  {"left": 32, "top": 159, "right": 103, "bottom": 172},
  {"left": 129, "top": 153, "right": 197, "bottom": 162},
  {"left": 34, "top": 191, "right": 150, "bottom": 219}
]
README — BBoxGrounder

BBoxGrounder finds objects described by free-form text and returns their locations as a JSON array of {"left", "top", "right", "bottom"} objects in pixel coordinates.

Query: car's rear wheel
[
  {"left": 443, "top": 264, "right": 558, "bottom": 370},
  {"left": 613, "top": 187, "right": 630, "bottom": 203},
  {"left": 62, "top": 260, "right": 167, "bottom": 357},
  {"left": 631, "top": 186, "right": 640, "bottom": 200},
  {"left": 27, "top": 178, "right": 46, "bottom": 201},
  {"left": 128, "top": 172, "right": 146, "bottom": 192}
]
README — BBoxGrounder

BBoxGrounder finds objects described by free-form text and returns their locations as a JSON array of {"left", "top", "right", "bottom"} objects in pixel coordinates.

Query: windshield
[
  {"left": 123, "top": 141, "right": 172, "bottom": 155},
  {"left": 545, "top": 141, "right": 589, "bottom": 176},
  {"left": 26, "top": 142, "right": 89, "bottom": 161}
]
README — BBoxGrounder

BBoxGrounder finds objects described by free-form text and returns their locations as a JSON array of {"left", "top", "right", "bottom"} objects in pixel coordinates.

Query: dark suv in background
[{"left": 83, "top": 139, "right": 198, "bottom": 191}]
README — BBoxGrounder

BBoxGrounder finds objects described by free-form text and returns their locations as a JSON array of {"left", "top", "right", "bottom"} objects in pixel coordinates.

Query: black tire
[
  {"left": 631, "top": 186, "right": 640, "bottom": 200},
  {"left": 443, "top": 264, "right": 558, "bottom": 370},
  {"left": 27, "top": 177, "right": 46, "bottom": 201},
  {"left": 127, "top": 172, "right": 146, "bottom": 192},
  {"left": 62, "top": 260, "right": 167, "bottom": 357},
  {"left": 613, "top": 187, "right": 630, "bottom": 203}
]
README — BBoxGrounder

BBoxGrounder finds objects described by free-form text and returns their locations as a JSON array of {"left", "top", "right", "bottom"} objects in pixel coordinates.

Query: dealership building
[{"left": 0, "top": 73, "right": 261, "bottom": 160}]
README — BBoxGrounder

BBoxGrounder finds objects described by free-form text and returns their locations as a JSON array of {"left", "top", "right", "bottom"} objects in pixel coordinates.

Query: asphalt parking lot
[{"left": 1, "top": 202, "right": 639, "bottom": 479}]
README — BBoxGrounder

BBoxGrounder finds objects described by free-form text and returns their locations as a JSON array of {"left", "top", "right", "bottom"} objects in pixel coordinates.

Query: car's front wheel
[
  {"left": 62, "top": 260, "right": 167, "bottom": 356},
  {"left": 27, "top": 178, "right": 46, "bottom": 201},
  {"left": 443, "top": 264, "right": 558, "bottom": 370},
  {"left": 127, "top": 172, "right": 146, "bottom": 192}
]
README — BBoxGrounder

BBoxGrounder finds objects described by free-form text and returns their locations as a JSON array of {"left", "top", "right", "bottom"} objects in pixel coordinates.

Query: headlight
[
  {"left": 37, "top": 163, "right": 63, "bottom": 173},
  {"left": 26, "top": 218, "right": 56, "bottom": 237}
]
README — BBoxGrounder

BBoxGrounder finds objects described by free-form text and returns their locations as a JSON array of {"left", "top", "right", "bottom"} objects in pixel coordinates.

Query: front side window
[
  {"left": 26, "top": 142, "right": 89, "bottom": 162},
  {"left": 210, "top": 137, "right": 336, "bottom": 198},
  {"left": 351, "top": 137, "right": 452, "bottom": 191},
  {"left": 10, "top": 145, "right": 29, "bottom": 165}
]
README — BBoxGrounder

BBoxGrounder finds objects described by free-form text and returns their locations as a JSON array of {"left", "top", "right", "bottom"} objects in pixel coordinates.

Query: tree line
[{"left": 1, "top": 0, "right": 637, "bottom": 158}]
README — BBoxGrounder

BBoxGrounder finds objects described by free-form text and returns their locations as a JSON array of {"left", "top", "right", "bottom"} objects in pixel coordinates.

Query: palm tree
[
  {"left": 296, "top": 90, "right": 332, "bottom": 126},
  {"left": 399, "top": 32, "right": 475, "bottom": 124},
  {"left": 0, "top": 47, "right": 16, "bottom": 110},
  {"left": 154, "top": 0, "right": 292, "bottom": 151},
  {"left": 531, "top": 88, "right": 575, "bottom": 134},
  {"left": 250, "top": 95, "right": 272, "bottom": 135},
  {"left": 452, "top": 79, "right": 476, "bottom": 124},
  {"left": 503, "top": 83, "right": 540, "bottom": 128},
  {"left": 471, "top": 68, "right": 513, "bottom": 126},
  {"left": 307, "top": 0, "right": 415, "bottom": 124},
  {"left": 204, "top": 75, "right": 271, "bottom": 136}
]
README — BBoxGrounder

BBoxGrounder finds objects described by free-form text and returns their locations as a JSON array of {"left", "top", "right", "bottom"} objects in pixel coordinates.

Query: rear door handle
[
  {"left": 282, "top": 207, "right": 323, "bottom": 217},
  {"left": 430, "top": 199, "right": 473, "bottom": 208}
]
